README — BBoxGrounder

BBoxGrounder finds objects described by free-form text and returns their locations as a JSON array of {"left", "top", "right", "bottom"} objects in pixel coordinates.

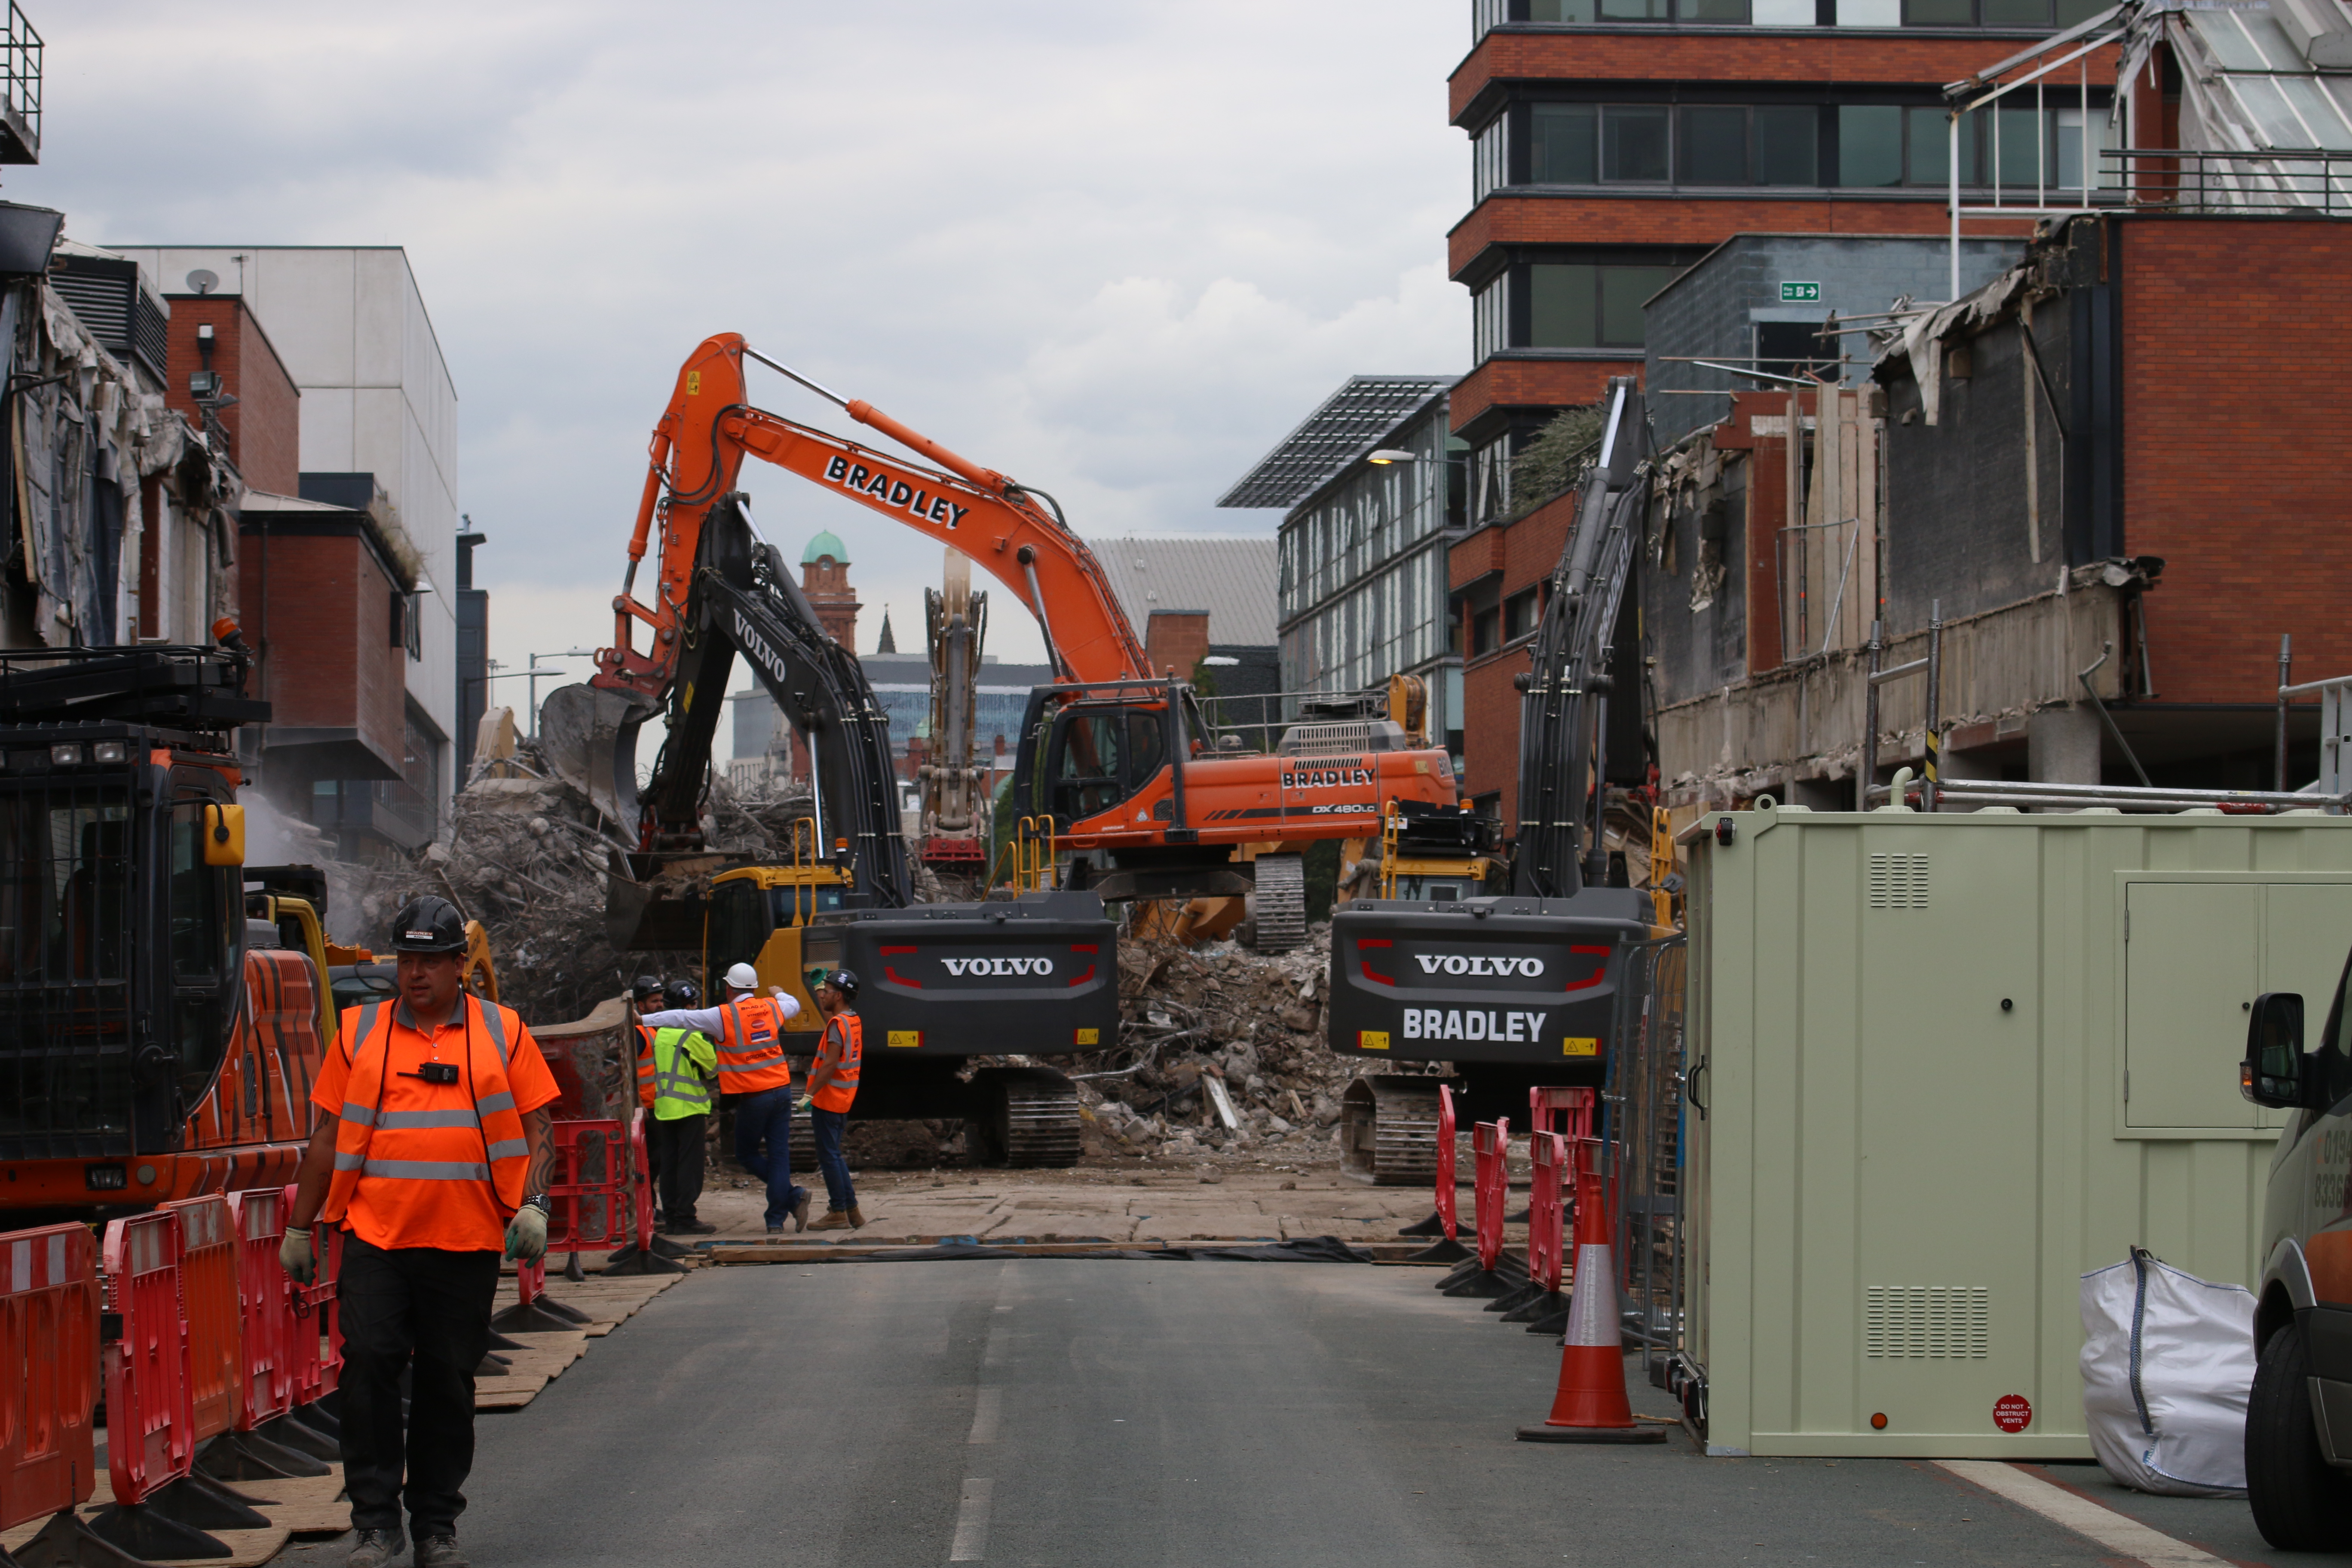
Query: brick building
[
  {"left": 1449, "top": 0, "right": 2109, "bottom": 518},
  {"left": 800, "top": 529, "right": 860, "bottom": 648}
]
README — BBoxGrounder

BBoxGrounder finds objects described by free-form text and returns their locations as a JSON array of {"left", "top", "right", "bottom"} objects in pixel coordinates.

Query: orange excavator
[{"left": 551, "top": 333, "right": 1459, "bottom": 943}]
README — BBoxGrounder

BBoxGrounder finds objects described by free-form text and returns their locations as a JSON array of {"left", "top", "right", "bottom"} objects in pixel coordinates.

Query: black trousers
[
  {"left": 649, "top": 1112, "right": 707, "bottom": 1225},
  {"left": 337, "top": 1234, "right": 500, "bottom": 1539}
]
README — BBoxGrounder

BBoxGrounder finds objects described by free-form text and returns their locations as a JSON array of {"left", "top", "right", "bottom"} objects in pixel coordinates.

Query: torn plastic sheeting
[{"left": 854, "top": 1236, "right": 1375, "bottom": 1264}]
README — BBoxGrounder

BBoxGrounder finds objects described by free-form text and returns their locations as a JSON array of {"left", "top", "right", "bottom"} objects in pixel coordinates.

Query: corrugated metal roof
[
  {"left": 1083, "top": 536, "right": 1280, "bottom": 647},
  {"left": 1216, "top": 375, "right": 1453, "bottom": 511}
]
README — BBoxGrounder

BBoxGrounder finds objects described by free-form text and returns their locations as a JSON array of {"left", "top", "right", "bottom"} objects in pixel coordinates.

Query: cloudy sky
[{"left": 12, "top": 1, "right": 1467, "bottom": 694}]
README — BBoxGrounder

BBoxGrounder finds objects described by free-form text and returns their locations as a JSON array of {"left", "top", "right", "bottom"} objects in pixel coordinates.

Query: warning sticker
[
  {"left": 1074, "top": 1028, "right": 1100, "bottom": 1046},
  {"left": 886, "top": 1029, "right": 922, "bottom": 1049},
  {"left": 1562, "top": 1037, "right": 1600, "bottom": 1057},
  {"left": 1992, "top": 1394, "right": 2033, "bottom": 1433},
  {"left": 1359, "top": 1030, "right": 1391, "bottom": 1051}
]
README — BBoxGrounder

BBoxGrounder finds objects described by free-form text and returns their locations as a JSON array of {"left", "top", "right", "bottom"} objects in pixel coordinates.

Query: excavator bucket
[{"left": 538, "top": 683, "right": 653, "bottom": 829}]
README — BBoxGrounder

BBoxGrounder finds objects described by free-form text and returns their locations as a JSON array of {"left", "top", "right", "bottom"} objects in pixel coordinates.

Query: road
[{"left": 278, "top": 1259, "right": 2309, "bottom": 1568}]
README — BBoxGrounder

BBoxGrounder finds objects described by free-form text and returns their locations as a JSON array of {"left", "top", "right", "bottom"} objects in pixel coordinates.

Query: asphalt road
[{"left": 274, "top": 1260, "right": 2315, "bottom": 1568}]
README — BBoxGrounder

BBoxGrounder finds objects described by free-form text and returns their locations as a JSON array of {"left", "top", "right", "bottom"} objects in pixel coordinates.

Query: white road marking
[
  {"left": 948, "top": 1476, "right": 993, "bottom": 1561},
  {"left": 967, "top": 1386, "right": 1001, "bottom": 1445},
  {"left": 1935, "top": 1461, "right": 2230, "bottom": 1567}
]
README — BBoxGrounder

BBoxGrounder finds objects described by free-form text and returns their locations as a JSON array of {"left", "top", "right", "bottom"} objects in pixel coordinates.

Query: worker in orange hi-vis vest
[
  {"left": 280, "top": 896, "right": 559, "bottom": 1568},
  {"left": 796, "top": 968, "right": 866, "bottom": 1230},
  {"left": 638, "top": 962, "right": 808, "bottom": 1234},
  {"left": 626, "top": 974, "right": 668, "bottom": 1222}
]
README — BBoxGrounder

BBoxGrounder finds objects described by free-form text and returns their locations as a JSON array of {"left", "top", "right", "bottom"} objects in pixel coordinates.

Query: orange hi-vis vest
[
  {"left": 715, "top": 994, "right": 794, "bottom": 1095},
  {"left": 321, "top": 994, "right": 531, "bottom": 1228},
  {"left": 635, "top": 1025, "right": 657, "bottom": 1108},
  {"left": 811, "top": 1011, "right": 863, "bottom": 1114}
]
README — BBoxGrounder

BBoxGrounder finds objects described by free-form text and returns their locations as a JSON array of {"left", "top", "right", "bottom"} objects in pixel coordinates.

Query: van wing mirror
[{"left": 2242, "top": 991, "right": 2307, "bottom": 1108}]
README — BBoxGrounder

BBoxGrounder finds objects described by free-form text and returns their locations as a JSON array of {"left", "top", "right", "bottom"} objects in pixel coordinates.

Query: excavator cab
[
  {"left": 1018, "top": 683, "right": 1214, "bottom": 831},
  {"left": 703, "top": 860, "right": 851, "bottom": 1034}
]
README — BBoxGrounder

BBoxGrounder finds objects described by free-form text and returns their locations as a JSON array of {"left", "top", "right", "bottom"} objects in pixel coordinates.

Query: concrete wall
[{"left": 108, "top": 245, "right": 461, "bottom": 799}]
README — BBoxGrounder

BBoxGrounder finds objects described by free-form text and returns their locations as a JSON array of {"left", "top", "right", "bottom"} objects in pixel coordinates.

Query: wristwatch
[{"left": 521, "top": 1194, "right": 551, "bottom": 1216}]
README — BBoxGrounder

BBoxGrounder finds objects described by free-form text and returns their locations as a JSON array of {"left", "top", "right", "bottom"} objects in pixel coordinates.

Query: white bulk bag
[{"left": 2079, "top": 1248, "right": 2257, "bottom": 1497}]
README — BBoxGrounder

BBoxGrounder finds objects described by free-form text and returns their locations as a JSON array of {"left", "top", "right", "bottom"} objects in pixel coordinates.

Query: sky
[{"left": 9, "top": 1, "right": 1469, "bottom": 717}]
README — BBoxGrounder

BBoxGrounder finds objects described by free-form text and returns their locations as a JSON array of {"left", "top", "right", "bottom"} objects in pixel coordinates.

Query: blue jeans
[
  {"left": 810, "top": 1106, "right": 855, "bottom": 1212},
  {"left": 732, "top": 1085, "right": 806, "bottom": 1229}
]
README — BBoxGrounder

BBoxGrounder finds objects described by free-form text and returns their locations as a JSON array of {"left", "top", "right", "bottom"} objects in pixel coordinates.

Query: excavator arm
[
  {"left": 598, "top": 334, "right": 1148, "bottom": 706},
  {"left": 1512, "top": 377, "right": 1649, "bottom": 899}
]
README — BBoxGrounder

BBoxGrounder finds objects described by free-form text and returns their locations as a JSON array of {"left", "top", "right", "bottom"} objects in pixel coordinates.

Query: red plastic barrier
[
  {"left": 102, "top": 1210, "right": 192, "bottom": 1506},
  {"left": 166, "top": 1196, "right": 240, "bottom": 1445},
  {"left": 277, "top": 1186, "right": 343, "bottom": 1408},
  {"left": 1529, "top": 1085, "right": 1594, "bottom": 1143},
  {"left": 1526, "top": 1132, "right": 1569, "bottom": 1294},
  {"left": 514, "top": 1117, "right": 635, "bottom": 1309},
  {"left": 226, "top": 1188, "right": 294, "bottom": 1430},
  {"left": 0, "top": 1224, "right": 102, "bottom": 1532},
  {"left": 1472, "top": 1117, "right": 1510, "bottom": 1274},
  {"left": 1434, "top": 1084, "right": 1462, "bottom": 1241}
]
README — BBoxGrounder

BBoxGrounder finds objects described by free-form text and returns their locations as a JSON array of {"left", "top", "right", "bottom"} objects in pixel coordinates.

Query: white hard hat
[{"left": 724, "top": 962, "right": 760, "bottom": 992}]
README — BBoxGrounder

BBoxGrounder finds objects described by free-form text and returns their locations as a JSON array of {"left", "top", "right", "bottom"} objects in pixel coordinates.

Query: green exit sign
[{"left": 1781, "top": 281, "right": 1822, "bottom": 303}]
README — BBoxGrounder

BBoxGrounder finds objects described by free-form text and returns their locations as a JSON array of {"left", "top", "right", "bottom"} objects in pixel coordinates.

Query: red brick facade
[
  {"left": 237, "top": 532, "right": 406, "bottom": 774},
  {"left": 1449, "top": 32, "right": 2119, "bottom": 119},
  {"left": 1452, "top": 357, "right": 1635, "bottom": 434},
  {"left": 1144, "top": 610, "right": 1210, "bottom": 680},
  {"left": 1449, "top": 487, "right": 1584, "bottom": 821},
  {"left": 161, "top": 296, "right": 300, "bottom": 495},
  {"left": 2119, "top": 218, "right": 2352, "bottom": 704},
  {"left": 802, "top": 552, "right": 861, "bottom": 649}
]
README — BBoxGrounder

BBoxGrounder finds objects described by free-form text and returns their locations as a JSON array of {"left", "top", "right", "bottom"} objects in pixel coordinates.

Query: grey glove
[
  {"left": 280, "top": 1225, "right": 316, "bottom": 1285},
  {"left": 794, "top": 1094, "right": 813, "bottom": 1112},
  {"left": 504, "top": 1205, "right": 548, "bottom": 1263}
]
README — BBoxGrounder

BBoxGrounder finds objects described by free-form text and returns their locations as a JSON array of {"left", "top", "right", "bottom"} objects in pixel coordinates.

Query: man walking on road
[
  {"left": 280, "top": 896, "right": 559, "bottom": 1568},
  {"left": 637, "top": 962, "right": 807, "bottom": 1234},
  {"left": 797, "top": 968, "right": 865, "bottom": 1231},
  {"left": 645, "top": 979, "right": 718, "bottom": 1233}
]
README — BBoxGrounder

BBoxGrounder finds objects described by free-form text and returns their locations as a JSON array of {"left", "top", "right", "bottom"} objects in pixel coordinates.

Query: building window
[
  {"left": 1480, "top": 0, "right": 2099, "bottom": 28},
  {"left": 1503, "top": 587, "right": 1542, "bottom": 642},
  {"left": 1473, "top": 604, "right": 1503, "bottom": 656},
  {"left": 1528, "top": 261, "right": 1682, "bottom": 349},
  {"left": 1605, "top": 107, "right": 1671, "bottom": 181},
  {"left": 1677, "top": 105, "right": 1820, "bottom": 185},
  {"left": 1530, "top": 104, "right": 1597, "bottom": 184},
  {"left": 1473, "top": 275, "right": 1507, "bottom": 362},
  {"left": 1474, "top": 115, "right": 1510, "bottom": 202}
]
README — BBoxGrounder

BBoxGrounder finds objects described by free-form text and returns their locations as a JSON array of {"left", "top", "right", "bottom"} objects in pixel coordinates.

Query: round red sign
[{"left": 1993, "top": 1394, "right": 2033, "bottom": 1433}]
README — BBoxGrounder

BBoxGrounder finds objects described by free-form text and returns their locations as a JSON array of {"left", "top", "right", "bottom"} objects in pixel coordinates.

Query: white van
[{"left": 2240, "top": 974, "right": 2352, "bottom": 1549}]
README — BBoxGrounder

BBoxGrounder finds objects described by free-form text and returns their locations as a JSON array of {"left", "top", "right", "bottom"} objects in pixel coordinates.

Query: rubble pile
[{"left": 1065, "top": 922, "right": 1433, "bottom": 1168}]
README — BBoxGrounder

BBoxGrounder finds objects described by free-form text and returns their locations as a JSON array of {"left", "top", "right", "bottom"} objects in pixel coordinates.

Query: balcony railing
[
  {"left": 2099, "top": 147, "right": 2352, "bottom": 218},
  {"left": 0, "top": 2, "right": 37, "bottom": 165}
]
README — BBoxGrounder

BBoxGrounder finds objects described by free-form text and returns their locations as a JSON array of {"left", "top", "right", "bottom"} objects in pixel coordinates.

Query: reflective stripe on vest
[
  {"left": 320, "top": 993, "right": 531, "bottom": 1223},
  {"left": 810, "top": 1012, "right": 862, "bottom": 1114},
  {"left": 715, "top": 996, "right": 793, "bottom": 1093},
  {"left": 650, "top": 1027, "right": 714, "bottom": 1118}
]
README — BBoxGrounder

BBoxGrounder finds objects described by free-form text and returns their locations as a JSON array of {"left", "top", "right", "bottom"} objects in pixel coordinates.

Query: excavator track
[
  {"left": 1338, "top": 1075, "right": 1443, "bottom": 1186},
  {"left": 1251, "top": 852, "right": 1308, "bottom": 954},
  {"left": 972, "top": 1065, "right": 1082, "bottom": 1168}
]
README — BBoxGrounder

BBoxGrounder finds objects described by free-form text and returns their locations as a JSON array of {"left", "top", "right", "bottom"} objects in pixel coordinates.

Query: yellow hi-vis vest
[{"left": 648, "top": 1026, "right": 717, "bottom": 1120}]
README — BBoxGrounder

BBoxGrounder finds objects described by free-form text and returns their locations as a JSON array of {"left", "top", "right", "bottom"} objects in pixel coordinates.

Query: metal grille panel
[
  {"left": 1866, "top": 853, "right": 1930, "bottom": 910},
  {"left": 1864, "top": 1286, "right": 1989, "bottom": 1358}
]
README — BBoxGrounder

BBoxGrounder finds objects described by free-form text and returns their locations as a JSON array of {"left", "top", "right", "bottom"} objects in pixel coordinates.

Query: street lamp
[
  {"left": 527, "top": 650, "right": 597, "bottom": 740},
  {"left": 1366, "top": 448, "right": 1418, "bottom": 465}
]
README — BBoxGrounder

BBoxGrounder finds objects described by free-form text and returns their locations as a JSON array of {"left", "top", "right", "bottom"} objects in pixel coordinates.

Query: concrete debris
[{"left": 1059, "top": 923, "right": 1425, "bottom": 1170}]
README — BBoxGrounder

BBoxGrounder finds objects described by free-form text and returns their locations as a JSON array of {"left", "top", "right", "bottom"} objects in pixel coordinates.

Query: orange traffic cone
[{"left": 1517, "top": 1157, "right": 1665, "bottom": 1444}]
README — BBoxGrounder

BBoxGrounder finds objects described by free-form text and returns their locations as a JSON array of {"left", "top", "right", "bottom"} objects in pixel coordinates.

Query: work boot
[
  {"left": 847, "top": 1204, "right": 867, "bottom": 1229},
  {"left": 665, "top": 1218, "right": 717, "bottom": 1235},
  {"left": 414, "top": 1536, "right": 470, "bottom": 1568},
  {"left": 790, "top": 1191, "right": 813, "bottom": 1232},
  {"left": 808, "top": 1209, "right": 853, "bottom": 1231},
  {"left": 347, "top": 1525, "right": 406, "bottom": 1568}
]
